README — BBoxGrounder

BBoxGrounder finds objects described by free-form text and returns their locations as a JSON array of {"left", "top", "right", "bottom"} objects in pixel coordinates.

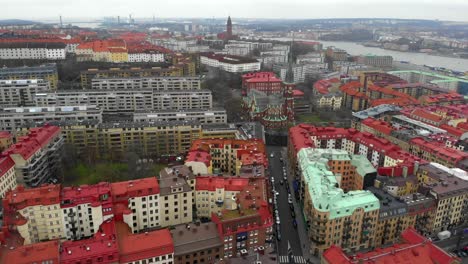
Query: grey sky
[{"left": 2, "top": 0, "right": 468, "bottom": 22}]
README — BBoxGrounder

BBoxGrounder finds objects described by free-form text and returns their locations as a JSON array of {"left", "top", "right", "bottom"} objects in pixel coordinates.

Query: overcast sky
[{"left": 2, "top": 0, "right": 468, "bottom": 22}]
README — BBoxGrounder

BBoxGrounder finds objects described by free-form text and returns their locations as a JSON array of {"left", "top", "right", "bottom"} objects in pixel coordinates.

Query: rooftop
[
  {"left": 353, "top": 104, "right": 402, "bottom": 120},
  {"left": 111, "top": 177, "right": 159, "bottom": 202},
  {"left": 171, "top": 222, "right": 222, "bottom": 256},
  {"left": 200, "top": 52, "right": 259, "bottom": 64},
  {"left": 323, "top": 227, "right": 460, "bottom": 264},
  {"left": 298, "top": 148, "right": 379, "bottom": 219}
]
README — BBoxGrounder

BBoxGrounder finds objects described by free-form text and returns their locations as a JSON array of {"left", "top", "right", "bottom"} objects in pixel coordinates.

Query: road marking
[{"left": 278, "top": 255, "right": 307, "bottom": 263}]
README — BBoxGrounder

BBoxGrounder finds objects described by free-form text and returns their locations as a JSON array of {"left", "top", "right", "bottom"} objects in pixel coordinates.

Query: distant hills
[{"left": 0, "top": 19, "right": 39, "bottom": 25}]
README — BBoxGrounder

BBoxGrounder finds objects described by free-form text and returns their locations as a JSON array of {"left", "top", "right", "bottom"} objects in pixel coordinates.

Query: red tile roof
[
  {"left": 3, "top": 184, "right": 61, "bottom": 211},
  {"left": 440, "top": 124, "right": 465, "bottom": 138},
  {"left": 361, "top": 117, "right": 394, "bottom": 135},
  {"left": 61, "top": 182, "right": 114, "bottom": 215},
  {"left": 111, "top": 177, "right": 160, "bottom": 202},
  {"left": 195, "top": 176, "right": 249, "bottom": 192},
  {"left": 116, "top": 221, "right": 174, "bottom": 262},
  {"left": 322, "top": 227, "right": 460, "bottom": 264},
  {"left": 0, "top": 155, "right": 15, "bottom": 178},
  {"left": 61, "top": 219, "right": 119, "bottom": 264},
  {"left": 1, "top": 240, "right": 60, "bottom": 264},
  {"left": 0, "top": 131, "right": 11, "bottom": 139},
  {"left": 3, "top": 125, "right": 61, "bottom": 160}
]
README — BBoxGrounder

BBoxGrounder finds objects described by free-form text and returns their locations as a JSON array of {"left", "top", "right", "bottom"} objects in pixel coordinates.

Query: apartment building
[
  {"left": 211, "top": 177, "right": 273, "bottom": 258},
  {"left": 410, "top": 137, "right": 468, "bottom": 170},
  {"left": 200, "top": 52, "right": 261, "bottom": 73},
  {"left": 369, "top": 186, "right": 436, "bottom": 247},
  {"left": 171, "top": 222, "right": 224, "bottom": 264},
  {"left": 0, "top": 42, "right": 66, "bottom": 60},
  {"left": 153, "top": 90, "right": 212, "bottom": 110},
  {"left": 2, "top": 184, "right": 63, "bottom": 244},
  {"left": 111, "top": 177, "right": 162, "bottom": 233},
  {"left": 33, "top": 90, "right": 155, "bottom": 112},
  {"left": 0, "top": 105, "right": 103, "bottom": 131},
  {"left": 133, "top": 109, "right": 227, "bottom": 124},
  {"left": 61, "top": 183, "right": 114, "bottom": 240},
  {"left": 80, "top": 67, "right": 186, "bottom": 89},
  {"left": 296, "top": 148, "right": 380, "bottom": 256},
  {"left": 90, "top": 76, "right": 201, "bottom": 90},
  {"left": 185, "top": 139, "right": 267, "bottom": 176},
  {"left": 128, "top": 51, "right": 165, "bottom": 63},
  {"left": 322, "top": 227, "right": 461, "bottom": 264},
  {"left": 3, "top": 125, "right": 64, "bottom": 187},
  {"left": 417, "top": 163, "right": 468, "bottom": 234},
  {"left": 158, "top": 171, "right": 194, "bottom": 228},
  {"left": 0, "top": 79, "right": 50, "bottom": 107},
  {"left": 20, "top": 120, "right": 237, "bottom": 161},
  {"left": 241, "top": 72, "right": 284, "bottom": 95},
  {"left": 357, "top": 55, "right": 393, "bottom": 68},
  {"left": 195, "top": 176, "right": 250, "bottom": 218},
  {"left": 0, "top": 64, "right": 59, "bottom": 89},
  {"left": 0, "top": 155, "right": 17, "bottom": 198},
  {"left": 389, "top": 70, "right": 468, "bottom": 94}
]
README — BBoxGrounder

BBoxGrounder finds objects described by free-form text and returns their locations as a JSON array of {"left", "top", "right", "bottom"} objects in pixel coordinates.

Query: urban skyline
[{"left": 1, "top": 0, "right": 468, "bottom": 22}]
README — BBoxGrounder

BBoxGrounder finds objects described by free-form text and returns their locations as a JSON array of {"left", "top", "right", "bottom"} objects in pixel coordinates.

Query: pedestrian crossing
[{"left": 278, "top": 255, "right": 307, "bottom": 263}]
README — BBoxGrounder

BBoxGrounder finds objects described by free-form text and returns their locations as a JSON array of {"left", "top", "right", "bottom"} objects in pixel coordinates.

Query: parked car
[
  {"left": 280, "top": 180, "right": 284, "bottom": 185},
  {"left": 293, "top": 219, "right": 297, "bottom": 228},
  {"left": 291, "top": 211, "right": 296, "bottom": 218},
  {"left": 288, "top": 197, "right": 293, "bottom": 204},
  {"left": 270, "top": 153, "right": 275, "bottom": 158}
]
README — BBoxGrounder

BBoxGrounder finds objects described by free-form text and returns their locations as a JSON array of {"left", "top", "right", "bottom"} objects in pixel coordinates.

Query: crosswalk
[{"left": 278, "top": 255, "right": 307, "bottom": 263}]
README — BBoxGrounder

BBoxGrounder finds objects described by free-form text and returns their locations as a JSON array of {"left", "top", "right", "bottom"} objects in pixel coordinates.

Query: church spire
[{"left": 226, "top": 16, "right": 233, "bottom": 39}]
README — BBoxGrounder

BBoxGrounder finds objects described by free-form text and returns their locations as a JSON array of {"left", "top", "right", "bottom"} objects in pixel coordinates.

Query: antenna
[{"left": 59, "top": 15, "right": 63, "bottom": 28}]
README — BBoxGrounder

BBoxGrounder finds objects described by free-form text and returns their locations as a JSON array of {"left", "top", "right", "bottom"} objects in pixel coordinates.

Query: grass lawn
[
  {"left": 66, "top": 162, "right": 168, "bottom": 186},
  {"left": 297, "top": 114, "right": 323, "bottom": 123}
]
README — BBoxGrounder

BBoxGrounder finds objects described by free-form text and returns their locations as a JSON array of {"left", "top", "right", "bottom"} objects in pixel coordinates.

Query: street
[{"left": 267, "top": 146, "right": 311, "bottom": 263}]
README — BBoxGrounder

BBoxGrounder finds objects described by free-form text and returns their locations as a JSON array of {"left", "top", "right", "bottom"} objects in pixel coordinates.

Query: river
[{"left": 269, "top": 38, "right": 468, "bottom": 72}]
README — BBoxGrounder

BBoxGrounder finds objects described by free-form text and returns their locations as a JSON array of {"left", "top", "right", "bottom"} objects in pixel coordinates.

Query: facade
[
  {"left": 133, "top": 109, "right": 227, "bottom": 124},
  {"left": 0, "top": 79, "right": 50, "bottom": 107},
  {"left": 171, "top": 222, "right": 224, "bottom": 264},
  {"left": 61, "top": 183, "right": 114, "bottom": 240},
  {"left": 80, "top": 67, "right": 189, "bottom": 89},
  {"left": 322, "top": 227, "right": 461, "bottom": 264},
  {"left": 409, "top": 137, "right": 468, "bottom": 169},
  {"left": 0, "top": 131, "right": 13, "bottom": 151},
  {"left": 0, "top": 64, "right": 59, "bottom": 89},
  {"left": 273, "top": 63, "right": 328, "bottom": 84},
  {"left": 3, "top": 184, "right": 64, "bottom": 244},
  {"left": 25, "top": 120, "right": 236, "bottom": 161},
  {"left": 0, "top": 42, "right": 66, "bottom": 60},
  {"left": 0, "top": 105, "right": 103, "bottom": 131},
  {"left": 185, "top": 139, "right": 267, "bottom": 176},
  {"left": 200, "top": 52, "right": 261, "bottom": 73},
  {"left": 90, "top": 76, "right": 201, "bottom": 90},
  {"left": 33, "top": 89, "right": 212, "bottom": 112},
  {"left": 0, "top": 155, "right": 17, "bottom": 198},
  {"left": 3, "top": 125, "right": 64, "bottom": 187},
  {"left": 128, "top": 52, "right": 165, "bottom": 63},
  {"left": 357, "top": 55, "right": 393, "bottom": 68}
]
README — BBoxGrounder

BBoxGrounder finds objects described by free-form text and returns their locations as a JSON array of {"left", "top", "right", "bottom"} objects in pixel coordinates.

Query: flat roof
[{"left": 171, "top": 222, "right": 222, "bottom": 255}]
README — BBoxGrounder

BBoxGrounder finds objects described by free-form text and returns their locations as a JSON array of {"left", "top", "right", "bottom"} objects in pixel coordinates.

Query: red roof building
[
  {"left": 420, "top": 92, "right": 465, "bottom": 105},
  {"left": 116, "top": 221, "right": 174, "bottom": 263},
  {"left": 195, "top": 176, "right": 249, "bottom": 192},
  {"left": 61, "top": 182, "right": 114, "bottom": 215},
  {"left": 361, "top": 117, "right": 394, "bottom": 135},
  {"left": 61, "top": 219, "right": 119, "bottom": 264},
  {"left": 241, "top": 72, "right": 284, "bottom": 95},
  {"left": 322, "top": 227, "right": 460, "bottom": 264},
  {"left": 409, "top": 137, "right": 468, "bottom": 169},
  {"left": 111, "top": 177, "right": 160, "bottom": 204},
  {"left": 0, "top": 240, "right": 60, "bottom": 264}
]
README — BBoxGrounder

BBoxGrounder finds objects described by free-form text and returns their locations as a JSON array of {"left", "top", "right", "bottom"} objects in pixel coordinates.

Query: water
[{"left": 269, "top": 38, "right": 468, "bottom": 72}]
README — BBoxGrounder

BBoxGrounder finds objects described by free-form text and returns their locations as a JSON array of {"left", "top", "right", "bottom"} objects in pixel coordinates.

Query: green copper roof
[
  {"left": 351, "top": 155, "right": 377, "bottom": 177},
  {"left": 297, "top": 148, "right": 379, "bottom": 220}
]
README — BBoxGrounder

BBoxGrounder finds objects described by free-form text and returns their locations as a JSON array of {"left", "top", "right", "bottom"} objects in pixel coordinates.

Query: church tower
[{"left": 226, "top": 16, "right": 233, "bottom": 39}]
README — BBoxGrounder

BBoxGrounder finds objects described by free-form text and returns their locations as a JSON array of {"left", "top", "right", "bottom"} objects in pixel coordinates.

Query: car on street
[
  {"left": 276, "top": 232, "right": 281, "bottom": 241},
  {"left": 293, "top": 219, "right": 297, "bottom": 228},
  {"left": 280, "top": 180, "right": 284, "bottom": 185},
  {"left": 291, "top": 211, "right": 295, "bottom": 218},
  {"left": 283, "top": 176, "right": 287, "bottom": 181},
  {"left": 280, "top": 157, "right": 283, "bottom": 162},
  {"left": 288, "top": 196, "right": 293, "bottom": 204},
  {"left": 289, "top": 204, "right": 294, "bottom": 210},
  {"left": 270, "top": 153, "right": 274, "bottom": 158},
  {"left": 276, "top": 216, "right": 280, "bottom": 225},
  {"left": 275, "top": 191, "right": 279, "bottom": 196}
]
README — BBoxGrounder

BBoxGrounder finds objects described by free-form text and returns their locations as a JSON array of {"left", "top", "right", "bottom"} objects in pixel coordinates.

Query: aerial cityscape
[{"left": 0, "top": 1, "right": 467, "bottom": 263}]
